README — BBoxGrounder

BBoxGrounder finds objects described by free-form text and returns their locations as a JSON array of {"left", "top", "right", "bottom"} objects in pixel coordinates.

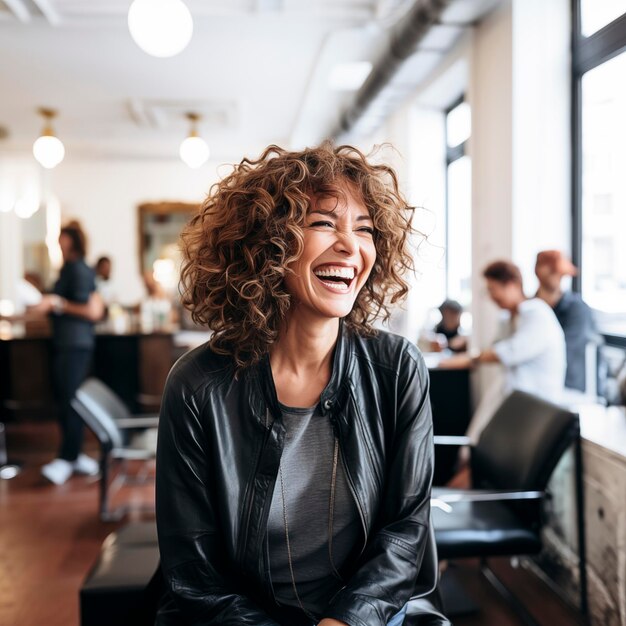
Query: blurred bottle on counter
[
  {"left": 140, "top": 297, "right": 172, "bottom": 332},
  {"left": 107, "top": 302, "right": 131, "bottom": 333},
  {"left": 141, "top": 270, "right": 174, "bottom": 332}
]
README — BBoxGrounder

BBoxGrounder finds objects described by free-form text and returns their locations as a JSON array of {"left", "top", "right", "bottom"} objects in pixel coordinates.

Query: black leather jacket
[{"left": 155, "top": 326, "right": 446, "bottom": 626}]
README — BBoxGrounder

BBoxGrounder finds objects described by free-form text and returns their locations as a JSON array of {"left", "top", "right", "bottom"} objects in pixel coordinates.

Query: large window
[
  {"left": 573, "top": 2, "right": 626, "bottom": 341},
  {"left": 445, "top": 98, "right": 472, "bottom": 307}
]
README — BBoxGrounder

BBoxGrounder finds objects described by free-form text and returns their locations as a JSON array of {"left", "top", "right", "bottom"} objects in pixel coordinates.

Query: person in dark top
[
  {"left": 535, "top": 250, "right": 596, "bottom": 392},
  {"left": 433, "top": 299, "right": 467, "bottom": 352},
  {"left": 35, "top": 221, "right": 105, "bottom": 485},
  {"left": 155, "top": 144, "right": 448, "bottom": 626}
]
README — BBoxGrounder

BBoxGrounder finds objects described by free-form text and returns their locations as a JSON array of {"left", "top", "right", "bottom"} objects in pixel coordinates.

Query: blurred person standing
[
  {"left": 32, "top": 221, "right": 104, "bottom": 485},
  {"left": 535, "top": 250, "right": 596, "bottom": 392}
]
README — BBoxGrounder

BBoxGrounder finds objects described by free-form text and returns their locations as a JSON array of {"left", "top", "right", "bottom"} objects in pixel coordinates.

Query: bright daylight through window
[
  {"left": 581, "top": 50, "right": 626, "bottom": 333},
  {"left": 445, "top": 100, "right": 472, "bottom": 309}
]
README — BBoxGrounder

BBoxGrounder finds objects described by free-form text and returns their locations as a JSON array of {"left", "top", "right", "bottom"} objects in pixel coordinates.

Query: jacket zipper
[
  {"left": 237, "top": 421, "right": 272, "bottom": 567},
  {"left": 330, "top": 414, "right": 368, "bottom": 560}
]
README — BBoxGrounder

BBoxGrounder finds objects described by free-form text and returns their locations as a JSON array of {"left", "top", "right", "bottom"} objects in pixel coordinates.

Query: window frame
[
  {"left": 444, "top": 94, "right": 469, "bottom": 300},
  {"left": 571, "top": 1, "right": 626, "bottom": 343}
]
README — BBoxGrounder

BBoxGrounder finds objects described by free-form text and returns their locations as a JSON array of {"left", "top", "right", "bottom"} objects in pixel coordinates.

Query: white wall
[{"left": 48, "top": 157, "right": 222, "bottom": 304}]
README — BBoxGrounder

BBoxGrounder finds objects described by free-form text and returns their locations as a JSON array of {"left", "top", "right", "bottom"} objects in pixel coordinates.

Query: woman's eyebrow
[
  {"left": 308, "top": 209, "right": 373, "bottom": 222},
  {"left": 309, "top": 209, "right": 337, "bottom": 217}
]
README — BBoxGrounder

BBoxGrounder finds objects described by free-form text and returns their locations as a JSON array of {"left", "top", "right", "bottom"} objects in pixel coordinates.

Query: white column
[
  {"left": 511, "top": 0, "right": 571, "bottom": 291},
  {"left": 469, "top": 0, "right": 514, "bottom": 355}
]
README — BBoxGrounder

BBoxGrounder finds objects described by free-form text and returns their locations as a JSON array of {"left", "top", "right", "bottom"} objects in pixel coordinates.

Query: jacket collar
[{"left": 253, "top": 320, "right": 353, "bottom": 418}]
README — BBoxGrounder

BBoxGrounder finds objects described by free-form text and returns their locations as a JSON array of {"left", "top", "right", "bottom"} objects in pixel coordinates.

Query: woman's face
[{"left": 284, "top": 183, "right": 377, "bottom": 322}]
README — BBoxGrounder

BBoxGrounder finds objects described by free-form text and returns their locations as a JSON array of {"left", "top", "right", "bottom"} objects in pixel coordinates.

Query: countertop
[{"left": 576, "top": 403, "right": 626, "bottom": 460}]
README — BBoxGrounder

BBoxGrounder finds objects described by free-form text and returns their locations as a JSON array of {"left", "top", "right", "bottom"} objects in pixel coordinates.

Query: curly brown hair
[{"left": 180, "top": 142, "right": 416, "bottom": 369}]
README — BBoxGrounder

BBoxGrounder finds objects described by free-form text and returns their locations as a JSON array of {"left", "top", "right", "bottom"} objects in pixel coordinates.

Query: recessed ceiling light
[{"left": 329, "top": 62, "right": 373, "bottom": 92}]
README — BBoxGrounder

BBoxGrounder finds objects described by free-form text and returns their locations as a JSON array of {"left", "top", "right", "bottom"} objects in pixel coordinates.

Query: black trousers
[{"left": 53, "top": 347, "right": 93, "bottom": 462}]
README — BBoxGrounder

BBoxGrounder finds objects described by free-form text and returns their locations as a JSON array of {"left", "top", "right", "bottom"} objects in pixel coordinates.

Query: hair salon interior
[{"left": 1, "top": 0, "right": 625, "bottom": 625}]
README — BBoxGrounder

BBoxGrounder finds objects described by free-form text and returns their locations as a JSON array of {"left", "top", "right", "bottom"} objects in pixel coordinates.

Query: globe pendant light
[
  {"left": 32, "top": 108, "right": 65, "bottom": 169},
  {"left": 128, "top": 0, "right": 193, "bottom": 58},
  {"left": 179, "top": 113, "right": 210, "bottom": 169}
]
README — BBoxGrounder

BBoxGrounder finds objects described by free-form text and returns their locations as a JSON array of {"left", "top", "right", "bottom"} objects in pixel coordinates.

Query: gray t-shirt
[{"left": 266, "top": 402, "right": 361, "bottom": 617}]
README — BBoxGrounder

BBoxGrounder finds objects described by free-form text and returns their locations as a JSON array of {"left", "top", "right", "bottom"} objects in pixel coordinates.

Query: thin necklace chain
[{"left": 277, "top": 431, "right": 341, "bottom": 619}]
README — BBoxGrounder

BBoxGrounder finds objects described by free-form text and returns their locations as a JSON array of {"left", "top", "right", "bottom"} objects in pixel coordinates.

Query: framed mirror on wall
[{"left": 137, "top": 201, "right": 198, "bottom": 295}]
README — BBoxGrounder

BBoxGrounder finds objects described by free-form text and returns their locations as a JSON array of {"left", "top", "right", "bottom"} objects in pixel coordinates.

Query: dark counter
[{"left": 0, "top": 322, "right": 176, "bottom": 420}]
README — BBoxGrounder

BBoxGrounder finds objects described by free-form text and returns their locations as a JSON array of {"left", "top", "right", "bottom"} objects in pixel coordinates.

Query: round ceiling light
[
  {"left": 32, "top": 108, "right": 65, "bottom": 169},
  {"left": 180, "top": 136, "right": 210, "bottom": 169},
  {"left": 128, "top": 0, "right": 193, "bottom": 58},
  {"left": 179, "top": 113, "right": 209, "bottom": 168}
]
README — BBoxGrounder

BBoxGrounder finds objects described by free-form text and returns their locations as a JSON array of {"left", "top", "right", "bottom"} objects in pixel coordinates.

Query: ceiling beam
[
  {"left": 32, "top": 0, "right": 62, "bottom": 25},
  {"left": 332, "top": 0, "right": 451, "bottom": 137},
  {"left": 3, "top": 0, "right": 31, "bottom": 22}
]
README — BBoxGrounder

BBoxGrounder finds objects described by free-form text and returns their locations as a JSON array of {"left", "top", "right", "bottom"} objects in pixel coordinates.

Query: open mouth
[{"left": 312, "top": 265, "right": 357, "bottom": 293}]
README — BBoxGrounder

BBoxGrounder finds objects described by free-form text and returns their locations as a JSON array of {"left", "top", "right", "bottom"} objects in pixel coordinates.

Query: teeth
[{"left": 313, "top": 266, "right": 355, "bottom": 279}]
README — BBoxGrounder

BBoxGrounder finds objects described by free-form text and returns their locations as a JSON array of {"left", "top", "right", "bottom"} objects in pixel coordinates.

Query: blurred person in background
[
  {"left": 442, "top": 260, "right": 566, "bottom": 454},
  {"left": 535, "top": 250, "right": 597, "bottom": 393},
  {"left": 31, "top": 220, "right": 104, "bottom": 485},
  {"left": 94, "top": 255, "right": 116, "bottom": 307},
  {"left": 432, "top": 299, "right": 467, "bottom": 352}
]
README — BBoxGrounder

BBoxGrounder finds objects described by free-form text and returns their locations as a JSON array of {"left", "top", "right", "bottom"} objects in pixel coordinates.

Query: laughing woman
[{"left": 155, "top": 144, "right": 448, "bottom": 626}]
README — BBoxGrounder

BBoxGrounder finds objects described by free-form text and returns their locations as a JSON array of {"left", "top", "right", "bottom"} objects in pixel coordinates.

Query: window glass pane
[
  {"left": 446, "top": 101, "right": 471, "bottom": 149},
  {"left": 581, "top": 50, "right": 626, "bottom": 332},
  {"left": 580, "top": 0, "right": 625, "bottom": 37},
  {"left": 446, "top": 155, "right": 472, "bottom": 306}
]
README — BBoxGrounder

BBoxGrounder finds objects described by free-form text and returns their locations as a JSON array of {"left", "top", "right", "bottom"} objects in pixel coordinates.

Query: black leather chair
[
  {"left": 81, "top": 522, "right": 160, "bottom": 626},
  {"left": 80, "top": 520, "right": 450, "bottom": 626},
  {"left": 432, "top": 390, "right": 587, "bottom": 625},
  {"left": 71, "top": 378, "right": 159, "bottom": 521}
]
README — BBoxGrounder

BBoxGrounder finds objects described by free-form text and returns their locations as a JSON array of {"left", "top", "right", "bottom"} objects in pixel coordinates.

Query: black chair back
[
  {"left": 471, "top": 390, "right": 579, "bottom": 492},
  {"left": 71, "top": 378, "right": 129, "bottom": 452}
]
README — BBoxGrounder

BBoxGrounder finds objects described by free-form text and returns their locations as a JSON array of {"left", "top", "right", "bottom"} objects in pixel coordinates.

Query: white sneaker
[
  {"left": 41, "top": 458, "right": 73, "bottom": 485},
  {"left": 73, "top": 454, "right": 99, "bottom": 476}
]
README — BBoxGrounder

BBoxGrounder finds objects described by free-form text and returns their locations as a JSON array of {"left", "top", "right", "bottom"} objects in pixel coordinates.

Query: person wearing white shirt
[{"left": 442, "top": 260, "right": 566, "bottom": 449}]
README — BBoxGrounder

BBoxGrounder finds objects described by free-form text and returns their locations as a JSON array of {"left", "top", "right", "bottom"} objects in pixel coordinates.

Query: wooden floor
[{"left": 1, "top": 420, "right": 583, "bottom": 626}]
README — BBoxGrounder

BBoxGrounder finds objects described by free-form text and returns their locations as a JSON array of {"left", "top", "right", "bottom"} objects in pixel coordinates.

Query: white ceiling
[{"left": 0, "top": 0, "right": 500, "bottom": 162}]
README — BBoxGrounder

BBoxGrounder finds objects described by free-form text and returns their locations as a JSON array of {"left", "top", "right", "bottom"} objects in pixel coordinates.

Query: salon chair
[
  {"left": 432, "top": 390, "right": 587, "bottom": 625},
  {"left": 71, "top": 377, "right": 158, "bottom": 521}
]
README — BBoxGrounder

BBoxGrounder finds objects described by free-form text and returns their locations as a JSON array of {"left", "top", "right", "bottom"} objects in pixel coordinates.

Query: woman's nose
[{"left": 333, "top": 230, "right": 358, "bottom": 256}]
